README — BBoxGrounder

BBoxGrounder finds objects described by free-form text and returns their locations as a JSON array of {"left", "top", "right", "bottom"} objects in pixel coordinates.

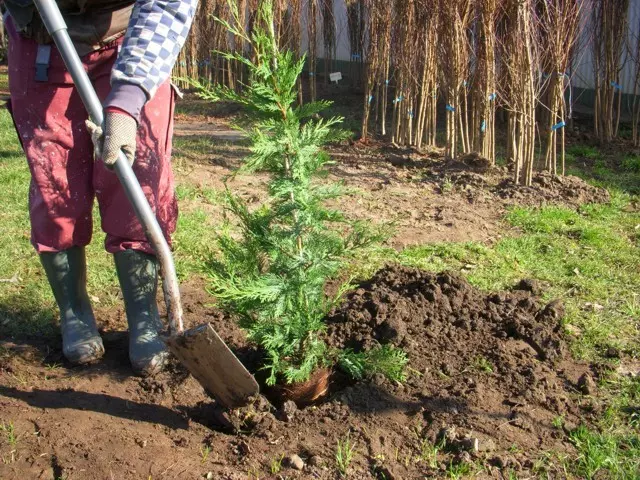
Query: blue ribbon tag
[
  {"left": 551, "top": 121, "right": 566, "bottom": 131},
  {"left": 481, "top": 120, "right": 486, "bottom": 133},
  {"left": 611, "top": 81, "right": 622, "bottom": 90},
  {"left": 368, "top": 95, "right": 373, "bottom": 103},
  {"left": 488, "top": 93, "right": 497, "bottom": 101},
  {"left": 446, "top": 104, "right": 456, "bottom": 112}
]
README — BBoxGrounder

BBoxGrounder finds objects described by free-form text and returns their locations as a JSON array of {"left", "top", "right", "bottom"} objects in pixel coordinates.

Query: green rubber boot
[
  {"left": 114, "top": 249, "right": 168, "bottom": 377},
  {"left": 40, "top": 247, "right": 105, "bottom": 364}
]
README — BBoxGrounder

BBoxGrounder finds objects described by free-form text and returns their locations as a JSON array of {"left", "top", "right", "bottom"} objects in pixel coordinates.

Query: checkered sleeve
[{"left": 111, "top": 0, "right": 198, "bottom": 99}]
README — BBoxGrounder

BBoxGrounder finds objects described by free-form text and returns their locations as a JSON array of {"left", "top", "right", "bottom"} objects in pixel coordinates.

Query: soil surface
[
  {"left": 0, "top": 267, "right": 598, "bottom": 479},
  {"left": 173, "top": 131, "right": 609, "bottom": 251},
  {"left": 0, "top": 105, "right": 609, "bottom": 478}
]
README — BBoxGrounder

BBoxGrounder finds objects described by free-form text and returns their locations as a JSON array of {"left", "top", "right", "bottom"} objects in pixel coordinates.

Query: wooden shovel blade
[{"left": 166, "top": 323, "right": 259, "bottom": 408}]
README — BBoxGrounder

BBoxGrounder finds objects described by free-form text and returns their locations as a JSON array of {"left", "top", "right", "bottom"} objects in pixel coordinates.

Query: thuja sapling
[{"left": 191, "top": 0, "right": 408, "bottom": 387}]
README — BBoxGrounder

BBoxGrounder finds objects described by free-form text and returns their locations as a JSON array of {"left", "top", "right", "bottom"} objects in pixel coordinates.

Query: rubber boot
[
  {"left": 114, "top": 249, "right": 168, "bottom": 377},
  {"left": 40, "top": 247, "right": 105, "bottom": 364}
]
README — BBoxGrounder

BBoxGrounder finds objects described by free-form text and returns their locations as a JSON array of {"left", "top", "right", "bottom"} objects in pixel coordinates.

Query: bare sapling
[
  {"left": 500, "top": 0, "right": 541, "bottom": 185},
  {"left": 592, "top": 0, "right": 629, "bottom": 143},
  {"left": 439, "top": 0, "right": 474, "bottom": 159},
  {"left": 321, "top": 0, "right": 337, "bottom": 85},
  {"left": 471, "top": 0, "right": 498, "bottom": 164},
  {"left": 539, "top": 0, "right": 583, "bottom": 176}
]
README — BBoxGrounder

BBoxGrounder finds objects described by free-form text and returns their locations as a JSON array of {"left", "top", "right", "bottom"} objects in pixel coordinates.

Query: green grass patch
[
  {"left": 565, "top": 144, "right": 640, "bottom": 195},
  {"left": 0, "top": 68, "right": 8, "bottom": 95},
  {"left": 566, "top": 144, "right": 602, "bottom": 159},
  {"left": 175, "top": 183, "right": 225, "bottom": 205},
  {"left": 622, "top": 154, "right": 640, "bottom": 173},
  {"left": 569, "top": 426, "right": 640, "bottom": 479}
]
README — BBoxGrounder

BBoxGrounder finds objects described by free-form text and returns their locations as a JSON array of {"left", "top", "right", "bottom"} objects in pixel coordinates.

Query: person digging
[{"left": 2, "top": 0, "right": 197, "bottom": 376}]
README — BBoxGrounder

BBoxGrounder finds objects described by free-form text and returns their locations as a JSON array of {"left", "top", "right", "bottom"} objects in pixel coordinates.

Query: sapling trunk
[{"left": 592, "top": 0, "right": 629, "bottom": 143}]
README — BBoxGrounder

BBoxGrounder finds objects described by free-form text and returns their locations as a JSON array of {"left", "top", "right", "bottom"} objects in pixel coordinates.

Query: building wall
[
  {"left": 301, "top": 0, "right": 353, "bottom": 62},
  {"left": 309, "top": 2, "right": 640, "bottom": 92},
  {"left": 571, "top": 2, "right": 640, "bottom": 98}
]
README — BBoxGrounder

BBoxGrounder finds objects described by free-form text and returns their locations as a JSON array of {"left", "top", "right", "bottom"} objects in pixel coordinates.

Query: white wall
[
  {"left": 300, "top": 0, "right": 353, "bottom": 62},
  {"left": 304, "top": 2, "right": 640, "bottom": 94},
  {"left": 571, "top": 2, "right": 640, "bottom": 95}
]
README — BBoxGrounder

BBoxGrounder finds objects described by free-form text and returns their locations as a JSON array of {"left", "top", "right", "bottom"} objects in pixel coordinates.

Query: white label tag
[{"left": 330, "top": 72, "right": 342, "bottom": 83}]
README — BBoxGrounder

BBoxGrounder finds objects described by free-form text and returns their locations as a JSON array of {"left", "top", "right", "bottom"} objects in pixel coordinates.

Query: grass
[
  {"left": 565, "top": 144, "right": 640, "bottom": 195},
  {"left": 600, "top": 374, "right": 640, "bottom": 432},
  {"left": 0, "top": 421, "right": 18, "bottom": 448},
  {"left": 569, "top": 426, "right": 640, "bottom": 479},
  {"left": 441, "top": 176, "right": 455, "bottom": 194},
  {"left": 472, "top": 356, "right": 494, "bottom": 374},
  {"left": 417, "top": 439, "right": 442, "bottom": 468},
  {"left": 552, "top": 415, "right": 565, "bottom": 430},
  {"left": 269, "top": 453, "right": 284, "bottom": 474},
  {"left": 445, "top": 461, "right": 474, "bottom": 480},
  {"left": 0, "top": 109, "right": 62, "bottom": 340},
  {"left": 621, "top": 154, "right": 640, "bottom": 173},
  {"left": 200, "top": 444, "right": 212, "bottom": 464},
  {"left": 335, "top": 433, "right": 356, "bottom": 477},
  {"left": 0, "top": 67, "right": 8, "bottom": 95}
]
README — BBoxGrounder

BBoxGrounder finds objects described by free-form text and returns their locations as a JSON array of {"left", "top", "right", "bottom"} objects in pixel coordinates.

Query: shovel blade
[{"left": 166, "top": 323, "right": 259, "bottom": 408}]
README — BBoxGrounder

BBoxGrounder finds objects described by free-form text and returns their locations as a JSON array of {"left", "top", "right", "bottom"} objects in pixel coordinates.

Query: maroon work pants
[{"left": 6, "top": 19, "right": 178, "bottom": 255}]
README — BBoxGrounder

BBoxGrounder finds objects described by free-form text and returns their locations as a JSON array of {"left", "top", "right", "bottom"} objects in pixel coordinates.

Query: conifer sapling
[{"left": 192, "top": 0, "right": 408, "bottom": 386}]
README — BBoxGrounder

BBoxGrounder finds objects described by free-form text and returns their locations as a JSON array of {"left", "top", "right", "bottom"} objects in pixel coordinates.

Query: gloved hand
[{"left": 86, "top": 110, "right": 137, "bottom": 167}]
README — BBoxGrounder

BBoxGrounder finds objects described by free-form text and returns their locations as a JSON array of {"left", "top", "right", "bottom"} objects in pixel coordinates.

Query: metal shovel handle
[{"left": 33, "top": 0, "right": 184, "bottom": 334}]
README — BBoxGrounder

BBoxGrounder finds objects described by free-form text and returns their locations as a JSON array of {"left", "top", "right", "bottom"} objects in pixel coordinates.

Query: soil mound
[
  {"left": 318, "top": 265, "right": 593, "bottom": 477},
  {"left": 493, "top": 171, "right": 610, "bottom": 206}
]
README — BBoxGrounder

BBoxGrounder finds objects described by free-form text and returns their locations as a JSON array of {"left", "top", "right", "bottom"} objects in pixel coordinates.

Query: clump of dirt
[
  {"left": 448, "top": 152, "right": 494, "bottom": 173},
  {"left": 319, "top": 265, "right": 593, "bottom": 477},
  {"left": 328, "top": 266, "right": 566, "bottom": 364},
  {"left": 493, "top": 171, "right": 610, "bottom": 206}
]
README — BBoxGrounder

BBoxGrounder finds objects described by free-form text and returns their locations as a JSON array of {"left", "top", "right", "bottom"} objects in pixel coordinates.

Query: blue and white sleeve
[{"left": 105, "top": 0, "right": 198, "bottom": 121}]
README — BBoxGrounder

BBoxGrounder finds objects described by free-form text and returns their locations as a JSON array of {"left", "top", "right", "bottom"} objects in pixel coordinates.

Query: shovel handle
[{"left": 33, "top": 0, "right": 184, "bottom": 334}]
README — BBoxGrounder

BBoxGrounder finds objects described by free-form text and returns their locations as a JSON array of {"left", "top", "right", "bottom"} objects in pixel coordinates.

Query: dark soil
[
  {"left": 419, "top": 156, "right": 610, "bottom": 208},
  {"left": 492, "top": 172, "right": 611, "bottom": 207},
  {"left": 0, "top": 267, "right": 597, "bottom": 479}
]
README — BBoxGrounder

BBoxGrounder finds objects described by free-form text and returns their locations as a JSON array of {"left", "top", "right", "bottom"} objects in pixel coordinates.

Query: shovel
[{"left": 32, "top": 0, "right": 259, "bottom": 408}]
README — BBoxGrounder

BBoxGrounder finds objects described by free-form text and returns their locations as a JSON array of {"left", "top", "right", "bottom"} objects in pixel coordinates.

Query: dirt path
[{"left": 172, "top": 122, "right": 606, "bottom": 250}]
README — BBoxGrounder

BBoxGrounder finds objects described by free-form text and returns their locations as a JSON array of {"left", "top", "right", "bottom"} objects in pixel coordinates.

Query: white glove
[{"left": 86, "top": 111, "right": 137, "bottom": 167}]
